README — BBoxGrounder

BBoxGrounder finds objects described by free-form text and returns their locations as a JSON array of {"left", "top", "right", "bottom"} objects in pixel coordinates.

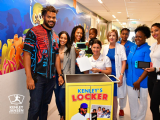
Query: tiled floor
[
  {"left": 48, "top": 94, "right": 153, "bottom": 120},
  {"left": 117, "top": 95, "right": 152, "bottom": 120}
]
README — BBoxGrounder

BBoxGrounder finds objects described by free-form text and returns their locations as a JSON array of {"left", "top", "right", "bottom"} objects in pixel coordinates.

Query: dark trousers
[
  {"left": 54, "top": 73, "right": 65, "bottom": 118},
  {"left": 28, "top": 74, "right": 56, "bottom": 120},
  {"left": 148, "top": 72, "right": 160, "bottom": 120}
]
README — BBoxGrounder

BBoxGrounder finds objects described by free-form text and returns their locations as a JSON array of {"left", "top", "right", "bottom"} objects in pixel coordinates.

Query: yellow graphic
[
  {"left": 0, "top": 34, "right": 24, "bottom": 75},
  {"left": 66, "top": 79, "right": 114, "bottom": 120},
  {"left": 32, "top": 3, "right": 43, "bottom": 25}
]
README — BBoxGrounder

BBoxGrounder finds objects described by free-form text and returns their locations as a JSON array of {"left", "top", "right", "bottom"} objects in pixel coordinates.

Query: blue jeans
[
  {"left": 54, "top": 73, "right": 65, "bottom": 118},
  {"left": 28, "top": 74, "right": 56, "bottom": 120}
]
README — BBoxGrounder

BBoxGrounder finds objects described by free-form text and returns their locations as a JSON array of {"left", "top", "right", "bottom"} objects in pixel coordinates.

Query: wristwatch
[
  {"left": 120, "top": 73, "right": 124, "bottom": 76},
  {"left": 58, "top": 74, "right": 63, "bottom": 77}
]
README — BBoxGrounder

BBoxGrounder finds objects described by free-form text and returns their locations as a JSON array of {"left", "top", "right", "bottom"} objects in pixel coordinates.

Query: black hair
[
  {"left": 91, "top": 39, "right": 102, "bottom": 48},
  {"left": 121, "top": 28, "right": 130, "bottom": 34},
  {"left": 135, "top": 25, "right": 151, "bottom": 38},
  {"left": 90, "top": 28, "right": 98, "bottom": 35},
  {"left": 98, "top": 106, "right": 101, "bottom": 109},
  {"left": 70, "top": 25, "right": 85, "bottom": 44},
  {"left": 42, "top": 5, "right": 58, "bottom": 16},
  {"left": 58, "top": 31, "right": 71, "bottom": 55},
  {"left": 151, "top": 23, "right": 160, "bottom": 29},
  {"left": 93, "top": 109, "right": 96, "bottom": 112}
]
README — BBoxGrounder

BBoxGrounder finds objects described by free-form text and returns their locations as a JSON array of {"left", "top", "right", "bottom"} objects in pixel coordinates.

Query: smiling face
[
  {"left": 151, "top": 26, "right": 160, "bottom": 40},
  {"left": 75, "top": 28, "right": 83, "bottom": 42},
  {"left": 108, "top": 32, "right": 117, "bottom": 44},
  {"left": 121, "top": 30, "right": 129, "bottom": 41},
  {"left": 135, "top": 31, "right": 146, "bottom": 47},
  {"left": 43, "top": 11, "right": 56, "bottom": 29},
  {"left": 91, "top": 43, "right": 101, "bottom": 56},
  {"left": 59, "top": 33, "right": 67, "bottom": 46}
]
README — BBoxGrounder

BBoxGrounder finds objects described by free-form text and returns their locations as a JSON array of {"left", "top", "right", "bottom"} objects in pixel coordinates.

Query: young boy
[{"left": 85, "top": 28, "right": 97, "bottom": 55}]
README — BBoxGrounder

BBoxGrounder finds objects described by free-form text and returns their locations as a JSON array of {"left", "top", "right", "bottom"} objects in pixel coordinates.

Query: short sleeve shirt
[
  {"left": 23, "top": 25, "right": 59, "bottom": 79},
  {"left": 127, "top": 43, "right": 151, "bottom": 88},
  {"left": 89, "top": 54, "right": 111, "bottom": 74},
  {"left": 117, "top": 40, "right": 135, "bottom": 76}
]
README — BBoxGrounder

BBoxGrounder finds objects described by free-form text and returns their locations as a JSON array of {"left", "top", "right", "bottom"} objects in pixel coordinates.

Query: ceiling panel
[{"left": 77, "top": 0, "right": 160, "bottom": 29}]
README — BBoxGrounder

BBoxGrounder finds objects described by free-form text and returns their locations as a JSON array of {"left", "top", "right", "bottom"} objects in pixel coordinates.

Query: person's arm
[
  {"left": 145, "top": 67, "right": 160, "bottom": 72},
  {"left": 23, "top": 30, "right": 36, "bottom": 90},
  {"left": 133, "top": 71, "right": 148, "bottom": 90},
  {"left": 91, "top": 56, "right": 112, "bottom": 75},
  {"left": 118, "top": 60, "right": 126, "bottom": 87},
  {"left": 91, "top": 67, "right": 111, "bottom": 75},
  {"left": 118, "top": 45, "right": 127, "bottom": 87},
  {"left": 71, "top": 47, "right": 76, "bottom": 74},
  {"left": 84, "top": 70, "right": 89, "bottom": 74},
  {"left": 55, "top": 54, "right": 64, "bottom": 86},
  {"left": 23, "top": 51, "right": 35, "bottom": 90},
  {"left": 133, "top": 49, "right": 151, "bottom": 90}
]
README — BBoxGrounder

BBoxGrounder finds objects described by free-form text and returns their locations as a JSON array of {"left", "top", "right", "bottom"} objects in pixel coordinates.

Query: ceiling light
[
  {"left": 122, "top": 22, "right": 126, "bottom": 25},
  {"left": 117, "top": 12, "right": 121, "bottom": 13},
  {"left": 116, "top": 19, "right": 119, "bottom": 21},
  {"left": 98, "top": 0, "right": 103, "bottom": 3},
  {"left": 112, "top": 15, "right": 116, "bottom": 18},
  {"left": 131, "top": 21, "right": 137, "bottom": 24}
]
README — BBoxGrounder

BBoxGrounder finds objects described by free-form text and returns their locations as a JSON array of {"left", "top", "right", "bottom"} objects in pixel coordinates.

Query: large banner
[
  {"left": 0, "top": 0, "right": 91, "bottom": 75},
  {"left": 0, "top": 0, "right": 91, "bottom": 119}
]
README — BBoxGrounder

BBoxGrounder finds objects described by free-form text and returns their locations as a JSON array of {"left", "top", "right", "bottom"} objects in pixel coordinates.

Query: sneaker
[{"left": 119, "top": 109, "right": 124, "bottom": 116}]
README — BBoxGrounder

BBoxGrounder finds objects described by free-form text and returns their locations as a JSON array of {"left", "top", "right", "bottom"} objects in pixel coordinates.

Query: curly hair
[
  {"left": 42, "top": 5, "right": 58, "bottom": 16},
  {"left": 90, "top": 28, "right": 97, "bottom": 35},
  {"left": 58, "top": 31, "right": 71, "bottom": 55},
  {"left": 70, "top": 25, "right": 85, "bottom": 44},
  {"left": 151, "top": 23, "right": 160, "bottom": 29},
  {"left": 107, "top": 29, "right": 119, "bottom": 41},
  {"left": 121, "top": 28, "right": 130, "bottom": 34},
  {"left": 135, "top": 25, "right": 151, "bottom": 38}
]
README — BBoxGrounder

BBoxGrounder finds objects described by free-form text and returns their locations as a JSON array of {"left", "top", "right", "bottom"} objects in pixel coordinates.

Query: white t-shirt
[
  {"left": 89, "top": 54, "right": 111, "bottom": 74},
  {"left": 71, "top": 113, "right": 90, "bottom": 120},
  {"left": 150, "top": 42, "right": 160, "bottom": 79}
]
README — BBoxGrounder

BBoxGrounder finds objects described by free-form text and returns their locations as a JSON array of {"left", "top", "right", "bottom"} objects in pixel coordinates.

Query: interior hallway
[{"left": 48, "top": 93, "right": 152, "bottom": 120}]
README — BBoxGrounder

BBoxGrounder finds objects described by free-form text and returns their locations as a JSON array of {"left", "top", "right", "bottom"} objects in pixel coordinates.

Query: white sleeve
[
  {"left": 104, "top": 56, "right": 112, "bottom": 68},
  {"left": 102, "top": 46, "right": 106, "bottom": 57},
  {"left": 150, "top": 43, "right": 156, "bottom": 51},
  {"left": 121, "top": 46, "right": 127, "bottom": 61}
]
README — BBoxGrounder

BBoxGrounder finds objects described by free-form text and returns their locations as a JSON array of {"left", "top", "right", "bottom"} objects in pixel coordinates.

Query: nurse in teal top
[
  {"left": 127, "top": 25, "right": 151, "bottom": 120},
  {"left": 117, "top": 28, "right": 135, "bottom": 116}
]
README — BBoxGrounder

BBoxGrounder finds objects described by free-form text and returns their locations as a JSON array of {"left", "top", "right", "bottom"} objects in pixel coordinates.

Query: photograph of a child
[{"left": 90, "top": 105, "right": 111, "bottom": 119}]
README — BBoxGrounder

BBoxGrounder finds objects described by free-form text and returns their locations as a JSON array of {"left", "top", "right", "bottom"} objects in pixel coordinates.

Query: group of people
[{"left": 23, "top": 5, "right": 160, "bottom": 120}]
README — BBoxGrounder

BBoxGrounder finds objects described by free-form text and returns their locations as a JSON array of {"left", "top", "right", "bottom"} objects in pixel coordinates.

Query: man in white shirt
[{"left": 71, "top": 103, "right": 90, "bottom": 120}]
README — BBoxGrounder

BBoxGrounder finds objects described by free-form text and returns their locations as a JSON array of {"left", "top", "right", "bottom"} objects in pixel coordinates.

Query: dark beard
[
  {"left": 44, "top": 19, "right": 55, "bottom": 28},
  {"left": 81, "top": 110, "right": 87, "bottom": 116}
]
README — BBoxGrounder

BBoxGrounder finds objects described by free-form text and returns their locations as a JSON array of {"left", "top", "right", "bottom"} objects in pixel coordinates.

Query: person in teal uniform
[
  {"left": 117, "top": 28, "right": 135, "bottom": 116},
  {"left": 127, "top": 25, "right": 151, "bottom": 120}
]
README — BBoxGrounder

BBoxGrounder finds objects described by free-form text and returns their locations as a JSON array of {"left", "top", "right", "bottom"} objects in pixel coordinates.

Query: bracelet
[
  {"left": 120, "top": 73, "right": 124, "bottom": 76},
  {"left": 58, "top": 74, "right": 63, "bottom": 77}
]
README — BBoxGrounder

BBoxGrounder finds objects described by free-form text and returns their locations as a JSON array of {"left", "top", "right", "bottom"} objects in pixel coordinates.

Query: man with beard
[
  {"left": 23, "top": 6, "right": 64, "bottom": 120},
  {"left": 71, "top": 103, "right": 90, "bottom": 120}
]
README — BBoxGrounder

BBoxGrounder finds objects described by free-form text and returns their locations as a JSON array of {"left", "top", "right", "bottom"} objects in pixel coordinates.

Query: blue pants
[
  {"left": 54, "top": 74, "right": 65, "bottom": 118},
  {"left": 28, "top": 74, "right": 56, "bottom": 120}
]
